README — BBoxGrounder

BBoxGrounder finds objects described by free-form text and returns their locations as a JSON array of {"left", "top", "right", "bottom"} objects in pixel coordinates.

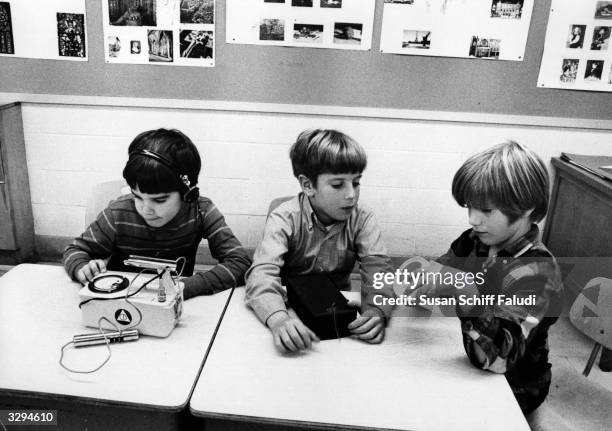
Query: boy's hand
[
  {"left": 267, "top": 311, "right": 319, "bottom": 353},
  {"left": 76, "top": 259, "right": 107, "bottom": 285},
  {"left": 348, "top": 308, "right": 385, "bottom": 344}
]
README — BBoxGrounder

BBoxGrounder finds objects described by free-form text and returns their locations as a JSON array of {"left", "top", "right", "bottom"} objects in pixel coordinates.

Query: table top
[
  {"left": 0, "top": 264, "right": 231, "bottom": 411},
  {"left": 190, "top": 288, "right": 529, "bottom": 431}
]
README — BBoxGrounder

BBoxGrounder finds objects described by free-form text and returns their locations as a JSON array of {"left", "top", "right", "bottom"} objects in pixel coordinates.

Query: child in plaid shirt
[{"left": 415, "top": 141, "right": 563, "bottom": 414}]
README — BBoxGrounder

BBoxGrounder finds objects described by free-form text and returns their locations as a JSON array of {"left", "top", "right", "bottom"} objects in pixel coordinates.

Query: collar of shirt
[
  {"left": 470, "top": 224, "right": 539, "bottom": 258},
  {"left": 299, "top": 192, "right": 348, "bottom": 237}
]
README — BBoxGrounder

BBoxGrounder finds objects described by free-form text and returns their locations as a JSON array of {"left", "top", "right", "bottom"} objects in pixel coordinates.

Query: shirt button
[{"left": 502, "top": 259, "right": 508, "bottom": 264}]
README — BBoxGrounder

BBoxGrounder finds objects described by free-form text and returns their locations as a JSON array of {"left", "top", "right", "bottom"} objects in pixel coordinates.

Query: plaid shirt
[
  {"left": 437, "top": 224, "right": 563, "bottom": 414},
  {"left": 245, "top": 193, "right": 395, "bottom": 325}
]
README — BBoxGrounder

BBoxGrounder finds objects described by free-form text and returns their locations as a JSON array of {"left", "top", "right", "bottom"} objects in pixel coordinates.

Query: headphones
[{"left": 128, "top": 149, "right": 200, "bottom": 202}]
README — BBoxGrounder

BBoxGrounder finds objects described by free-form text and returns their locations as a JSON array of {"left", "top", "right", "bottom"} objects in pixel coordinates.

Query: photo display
[
  {"left": 0, "top": 0, "right": 87, "bottom": 61},
  {"left": 102, "top": 0, "right": 215, "bottom": 67},
  {"left": 380, "top": 0, "right": 534, "bottom": 61},
  {"left": 538, "top": 0, "right": 612, "bottom": 91},
  {"left": 226, "top": 0, "right": 375, "bottom": 51}
]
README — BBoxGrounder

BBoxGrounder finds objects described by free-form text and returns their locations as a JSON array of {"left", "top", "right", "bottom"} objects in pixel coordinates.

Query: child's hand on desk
[
  {"left": 76, "top": 259, "right": 108, "bottom": 284},
  {"left": 267, "top": 311, "right": 320, "bottom": 353},
  {"left": 348, "top": 308, "right": 385, "bottom": 344}
]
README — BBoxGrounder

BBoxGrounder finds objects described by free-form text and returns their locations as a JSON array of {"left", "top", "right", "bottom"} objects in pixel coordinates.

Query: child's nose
[
  {"left": 345, "top": 185, "right": 356, "bottom": 200},
  {"left": 468, "top": 208, "right": 481, "bottom": 227}
]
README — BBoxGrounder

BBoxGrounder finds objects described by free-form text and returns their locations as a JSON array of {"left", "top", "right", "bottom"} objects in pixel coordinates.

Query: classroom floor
[{"left": 1, "top": 265, "right": 610, "bottom": 430}]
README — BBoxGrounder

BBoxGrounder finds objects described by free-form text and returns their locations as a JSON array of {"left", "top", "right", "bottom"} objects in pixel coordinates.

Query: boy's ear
[{"left": 298, "top": 175, "right": 315, "bottom": 196}]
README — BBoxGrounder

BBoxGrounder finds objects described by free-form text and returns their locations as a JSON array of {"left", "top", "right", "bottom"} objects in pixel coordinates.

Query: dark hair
[
  {"left": 122, "top": 128, "right": 201, "bottom": 195},
  {"left": 452, "top": 141, "right": 549, "bottom": 223},
  {"left": 289, "top": 129, "right": 367, "bottom": 185}
]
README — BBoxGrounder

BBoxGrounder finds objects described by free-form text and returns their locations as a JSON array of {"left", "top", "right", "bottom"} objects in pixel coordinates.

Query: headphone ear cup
[{"left": 183, "top": 186, "right": 199, "bottom": 202}]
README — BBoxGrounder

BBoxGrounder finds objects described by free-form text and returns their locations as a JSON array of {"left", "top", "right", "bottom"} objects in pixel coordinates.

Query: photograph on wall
[
  {"left": 584, "top": 59, "right": 604, "bottom": 81},
  {"left": 333, "top": 22, "right": 361, "bottom": 45},
  {"left": 260, "top": 19, "right": 285, "bottom": 41},
  {"left": 594, "top": 1, "right": 612, "bottom": 19},
  {"left": 559, "top": 58, "right": 579, "bottom": 83},
  {"left": 226, "top": 0, "right": 375, "bottom": 50},
  {"left": 148, "top": 29, "right": 173, "bottom": 62},
  {"left": 57, "top": 13, "right": 86, "bottom": 57},
  {"left": 469, "top": 36, "right": 501, "bottom": 59},
  {"left": 402, "top": 30, "right": 430, "bottom": 49},
  {"left": 179, "top": 29, "right": 213, "bottom": 58},
  {"left": 0, "top": 2, "right": 14, "bottom": 54},
  {"left": 292, "top": 0, "right": 313, "bottom": 7},
  {"left": 380, "top": 0, "right": 533, "bottom": 60},
  {"left": 108, "top": 0, "right": 156, "bottom": 26},
  {"left": 293, "top": 24, "right": 323, "bottom": 43},
  {"left": 130, "top": 39, "right": 141, "bottom": 53},
  {"left": 591, "top": 25, "right": 610, "bottom": 49},
  {"left": 538, "top": 0, "right": 612, "bottom": 91},
  {"left": 566, "top": 24, "right": 586, "bottom": 48},
  {"left": 321, "top": 0, "right": 342, "bottom": 8},
  {"left": 180, "top": 0, "right": 214, "bottom": 25},
  {"left": 0, "top": 0, "right": 87, "bottom": 60},
  {"left": 102, "top": 0, "right": 215, "bottom": 67},
  {"left": 490, "top": 0, "right": 524, "bottom": 19}
]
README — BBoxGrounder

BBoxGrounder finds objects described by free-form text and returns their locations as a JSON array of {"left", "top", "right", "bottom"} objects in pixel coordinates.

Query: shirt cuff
[
  {"left": 182, "top": 275, "right": 213, "bottom": 300},
  {"left": 247, "top": 292, "right": 288, "bottom": 325}
]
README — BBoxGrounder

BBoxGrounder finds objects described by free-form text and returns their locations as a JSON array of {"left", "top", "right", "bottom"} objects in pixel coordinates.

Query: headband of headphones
[{"left": 128, "top": 149, "right": 199, "bottom": 202}]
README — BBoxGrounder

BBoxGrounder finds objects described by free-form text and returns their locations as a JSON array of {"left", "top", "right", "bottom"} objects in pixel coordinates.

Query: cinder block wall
[{"left": 21, "top": 103, "right": 612, "bottom": 260}]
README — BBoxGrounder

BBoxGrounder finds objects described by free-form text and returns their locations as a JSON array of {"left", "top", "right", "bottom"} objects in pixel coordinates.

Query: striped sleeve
[
  {"left": 181, "top": 201, "right": 252, "bottom": 299},
  {"left": 62, "top": 206, "right": 117, "bottom": 281}
]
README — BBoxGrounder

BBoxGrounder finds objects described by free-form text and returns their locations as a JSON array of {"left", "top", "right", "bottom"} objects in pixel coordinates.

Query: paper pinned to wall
[
  {"left": 102, "top": 0, "right": 215, "bottom": 67},
  {"left": 379, "top": 0, "right": 534, "bottom": 61},
  {"left": 537, "top": 0, "right": 612, "bottom": 92},
  {"left": 226, "top": 0, "right": 375, "bottom": 51},
  {"left": 0, "top": 0, "right": 87, "bottom": 61}
]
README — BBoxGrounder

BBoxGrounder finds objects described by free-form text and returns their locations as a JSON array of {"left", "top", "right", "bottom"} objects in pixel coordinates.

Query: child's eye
[
  {"left": 154, "top": 198, "right": 167, "bottom": 204},
  {"left": 353, "top": 182, "right": 360, "bottom": 187},
  {"left": 331, "top": 183, "right": 343, "bottom": 189},
  {"left": 481, "top": 209, "right": 492, "bottom": 214}
]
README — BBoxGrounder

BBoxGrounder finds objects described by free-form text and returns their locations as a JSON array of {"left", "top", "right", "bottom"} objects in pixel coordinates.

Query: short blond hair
[{"left": 452, "top": 141, "right": 549, "bottom": 222}]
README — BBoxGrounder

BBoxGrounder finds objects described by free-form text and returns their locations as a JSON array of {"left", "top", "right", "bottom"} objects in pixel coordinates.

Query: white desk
[
  {"left": 190, "top": 288, "right": 529, "bottom": 431},
  {"left": 0, "top": 264, "right": 231, "bottom": 430}
]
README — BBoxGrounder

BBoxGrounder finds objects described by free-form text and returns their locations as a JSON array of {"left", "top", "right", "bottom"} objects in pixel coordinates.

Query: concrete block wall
[{"left": 21, "top": 102, "right": 612, "bottom": 259}]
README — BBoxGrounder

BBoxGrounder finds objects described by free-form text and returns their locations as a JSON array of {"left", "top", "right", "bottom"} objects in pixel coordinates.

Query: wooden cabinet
[
  {"left": 543, "top": 157, "right": 612, "bottom": 300},
  {"left": 0, "top": 103, "right": 35, "bottom": 264}
]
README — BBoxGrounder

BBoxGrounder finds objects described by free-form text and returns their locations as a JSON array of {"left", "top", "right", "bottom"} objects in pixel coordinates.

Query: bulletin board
[{"left": 0, "top": 0, "right": 611, "bottom": 122}]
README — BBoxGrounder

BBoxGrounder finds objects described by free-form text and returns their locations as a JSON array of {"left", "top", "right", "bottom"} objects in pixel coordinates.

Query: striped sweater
[{"left": 63, "top": 194, "right": 251, "bottom": 299}]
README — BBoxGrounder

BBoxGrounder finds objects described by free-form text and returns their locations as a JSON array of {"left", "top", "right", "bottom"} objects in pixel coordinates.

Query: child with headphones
[{"left": 63, "top": 128, "right": 252, "bottom": 299}]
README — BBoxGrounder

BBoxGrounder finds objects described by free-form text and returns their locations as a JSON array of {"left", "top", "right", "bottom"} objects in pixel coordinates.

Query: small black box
[{"left": 285, "top": 273, "right": 357, "bottom": 340}]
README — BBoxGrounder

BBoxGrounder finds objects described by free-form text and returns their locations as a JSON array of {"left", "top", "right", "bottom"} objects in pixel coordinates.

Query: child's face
[
  {"left": 467, "top": 206, "right": 531, "bottom": 250},
  {"left": 304, "top": 173, "right": 361, "bottom": 225},
  {"left": 132, "top": 187, "right": 182, "bottom": 228}
]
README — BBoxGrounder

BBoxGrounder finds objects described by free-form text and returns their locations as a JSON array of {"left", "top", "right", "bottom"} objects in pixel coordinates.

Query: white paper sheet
[
  {"left": 0, "top": 0, "right": 87, "bottom": 61},
  {"left": 537, "top": 0, "right": 612, "bottom": 92},
  {"left": 380, "top": 0, "right": 533, "bottom": 61},
  {"left": 101, "top": 0, "right": 215, "bottom": 67},
  {"left": 226, "top": 0, "right": 375, "bottom": 51}
]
